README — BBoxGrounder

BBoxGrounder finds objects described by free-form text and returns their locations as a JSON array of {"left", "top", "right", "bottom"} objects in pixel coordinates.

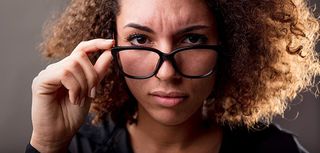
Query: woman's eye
[
  {"left": 127, "top": 34, "right": 150, "bottom": 46},
  {"left": 182, "top": 34, "right": 208, "bottom": 45}
]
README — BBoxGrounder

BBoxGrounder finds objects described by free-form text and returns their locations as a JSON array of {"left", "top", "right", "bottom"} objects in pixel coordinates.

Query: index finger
[{"left": 71, "top": 39, "right": 115, "bottom": 55}]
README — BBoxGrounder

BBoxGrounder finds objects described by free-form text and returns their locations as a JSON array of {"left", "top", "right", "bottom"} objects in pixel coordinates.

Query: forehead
[{"left": 116, "top": 0, "right": 215, "bottom": 31}]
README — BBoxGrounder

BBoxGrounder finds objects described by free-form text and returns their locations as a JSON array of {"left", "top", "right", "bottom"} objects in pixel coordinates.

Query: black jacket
[{"left": 26, "top": 117, "right": 308, "bottom": 153}]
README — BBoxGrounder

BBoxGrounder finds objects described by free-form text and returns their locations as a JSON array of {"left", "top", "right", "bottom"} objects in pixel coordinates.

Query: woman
[{"left": 27, "top": 0, "right": 319, "bottom": 152}]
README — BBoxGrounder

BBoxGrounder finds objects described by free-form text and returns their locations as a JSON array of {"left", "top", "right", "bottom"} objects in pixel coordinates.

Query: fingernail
[
  {"left": 80, "top": 98, "right": 85, "bottom": 107},
  {"left": 74, "top": 96, "right": 80, "bottom": 105},
  {"left": 105, "top": 39, "right": 114, "bottom": 43},
  {"left": 90, "top": 87, "right": 96, "bottom": 98}
]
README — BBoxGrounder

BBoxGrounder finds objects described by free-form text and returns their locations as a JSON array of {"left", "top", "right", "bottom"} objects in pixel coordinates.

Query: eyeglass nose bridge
[{"left": 154, "top": 52, "right": 180, "bottom": 77}]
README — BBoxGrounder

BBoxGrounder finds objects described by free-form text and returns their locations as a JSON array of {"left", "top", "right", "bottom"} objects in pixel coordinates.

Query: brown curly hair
[{"left": 40, "top": 0, "right": 320, "bottom": 127}]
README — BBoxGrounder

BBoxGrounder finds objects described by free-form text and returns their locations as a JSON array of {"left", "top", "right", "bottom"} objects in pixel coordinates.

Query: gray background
[{"left": 0, "top": 0, "right": 319, "bottom": 152}]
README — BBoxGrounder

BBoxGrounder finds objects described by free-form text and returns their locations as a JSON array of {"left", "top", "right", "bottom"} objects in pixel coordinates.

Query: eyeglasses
[{"left": 111, "top": 45, "right": 221, "bottom": 79}]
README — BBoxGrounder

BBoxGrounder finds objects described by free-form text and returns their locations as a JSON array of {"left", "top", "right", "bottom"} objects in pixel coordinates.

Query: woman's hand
[{"left": 30, "top": 39, "right": 114, "bottom": 153}]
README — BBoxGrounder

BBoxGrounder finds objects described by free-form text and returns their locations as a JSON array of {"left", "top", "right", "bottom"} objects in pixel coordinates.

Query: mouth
[{"left": 149, "top": 90, "right": 189, "bottom": 107}]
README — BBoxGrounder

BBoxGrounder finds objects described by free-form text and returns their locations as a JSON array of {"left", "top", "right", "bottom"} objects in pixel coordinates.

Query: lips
[{"left": 149, "top": 90, "right": 189, "bottom": 107}]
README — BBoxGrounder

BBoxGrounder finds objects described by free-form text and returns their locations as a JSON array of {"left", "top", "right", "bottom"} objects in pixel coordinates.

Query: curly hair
[{"left": 40, "top": 0, "right": 320, "bottom": 127}]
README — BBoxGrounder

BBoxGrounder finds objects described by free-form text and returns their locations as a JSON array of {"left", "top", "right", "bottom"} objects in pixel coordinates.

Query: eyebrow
[
  {"left": 124, "top": 23, "right": 210, "bottom": 35},
  {"left": 176, "top": 25, "right": 210, "bottom": 35},
  {"left": 124, "top": 23, "right": 155, "bottom": 33}
]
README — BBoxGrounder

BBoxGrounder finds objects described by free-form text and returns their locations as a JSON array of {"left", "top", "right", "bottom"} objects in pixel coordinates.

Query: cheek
[
  {"left": 189, "top": 76, "right": 216, "bottom": 101},
  {"left": 125, "top": 79, "right": 140, "bottom": 94},
  {"left": 125, "top": 78, "right": 149, "bottom": 102}
]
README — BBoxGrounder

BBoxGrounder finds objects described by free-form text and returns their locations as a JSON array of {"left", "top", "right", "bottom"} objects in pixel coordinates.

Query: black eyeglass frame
[{"left": 111, "top": 44, "right": 222, "bottom": 79}]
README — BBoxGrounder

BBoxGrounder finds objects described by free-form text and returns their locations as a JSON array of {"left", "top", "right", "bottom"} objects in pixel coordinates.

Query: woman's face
[{"left": 116, "top": 0, "right": 218, "bottom": 125}]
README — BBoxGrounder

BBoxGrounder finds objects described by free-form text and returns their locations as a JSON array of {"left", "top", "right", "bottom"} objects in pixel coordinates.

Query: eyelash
[
  {"left": 180, "top": 33, "right": 208, "bottom": 45},
  {"left": 126, "top": 33, "right": 150, "bottom": 46},
  {"left": 125, "top": 33, "right": 209, "bottom": 46}
]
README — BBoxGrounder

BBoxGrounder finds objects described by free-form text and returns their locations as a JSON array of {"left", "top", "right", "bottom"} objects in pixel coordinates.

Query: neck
[{"left": 127, "top": 105, "right": 222, "bottom": 153}]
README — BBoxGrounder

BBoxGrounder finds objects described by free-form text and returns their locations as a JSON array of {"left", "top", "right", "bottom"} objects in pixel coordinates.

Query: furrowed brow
[
  {"left": 124, "top": 23, "right": 155, "bottom": 33},
  {"left": 176, "top": 25, "right": 210, "bottom": 35}
]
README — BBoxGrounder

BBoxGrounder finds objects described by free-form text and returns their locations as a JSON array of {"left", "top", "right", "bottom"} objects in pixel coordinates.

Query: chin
[{"left": 148, "top": 108, "right": 197, "bottom": 126}]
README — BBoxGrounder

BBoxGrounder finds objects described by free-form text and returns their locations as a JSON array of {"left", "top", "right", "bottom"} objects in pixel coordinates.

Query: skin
[
  {"left": 30, "top": 39, "right": 115, "bottom": 152},
  {"left": 30, "top": 0, "right": 222, "bottom": 152},
  {"left": 118, "top": 0, "right": 221, "bottom": 153},
  {"left": 117, "top": 0, "right": 218, "bottom": 126}
]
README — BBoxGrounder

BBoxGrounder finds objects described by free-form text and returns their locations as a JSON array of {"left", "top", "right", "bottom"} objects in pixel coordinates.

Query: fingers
[
  {"left": 60, "top": 70, "right": 82, "bottom": 105},
  {"left": 72, "top": 39, "right": 114, "bottom": 55},
  {"left": 94, "top": 50, "right": 113, "bottom": 82},
  {"left": 71, "top": 52, "right": 98, "bottom": 98},
  {"left": 62, "top": 59, "right": 88, "bottom": 105},
  {"left": 33, "top": 39, "right": 115, "bottom": 107},
  {"left": 69, "top": 38, "right": 115, "bottom": 97}
]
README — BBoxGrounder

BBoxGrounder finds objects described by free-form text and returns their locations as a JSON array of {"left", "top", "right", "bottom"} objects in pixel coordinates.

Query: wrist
[{"left": 30, "top": 132, "right": 71, "bottom": 153}]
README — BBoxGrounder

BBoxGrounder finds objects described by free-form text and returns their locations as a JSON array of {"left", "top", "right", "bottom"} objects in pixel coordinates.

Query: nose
[
  {"left": 154, "top": 44, "right": 178, "bottom": 80},
  {"left": 155, "top": 60, "right": 177, "bottom": 80}
]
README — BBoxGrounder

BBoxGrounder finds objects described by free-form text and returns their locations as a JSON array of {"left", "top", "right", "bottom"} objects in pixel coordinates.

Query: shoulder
[{"left": 220, "top": 124, "right": 308, "bottom": 153}]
